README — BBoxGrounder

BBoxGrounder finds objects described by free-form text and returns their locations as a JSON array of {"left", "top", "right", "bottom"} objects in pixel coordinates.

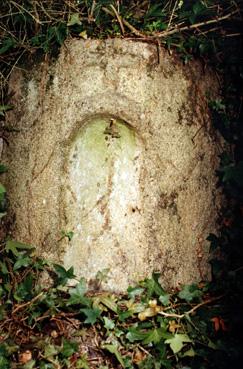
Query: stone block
[{"left": 2, "top": 39, "right": 223, "bottom": 291}]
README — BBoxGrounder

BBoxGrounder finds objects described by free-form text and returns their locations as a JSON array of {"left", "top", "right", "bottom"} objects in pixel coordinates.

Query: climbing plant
[
  {"left": 0, "top": 243, "right": 238, "bottom": 368},
  {"left": 0, "top": 1, "right": 243, "bottom": 368},
  {"left": 0, "top": 0, "right": 241, "bottom": 91}
]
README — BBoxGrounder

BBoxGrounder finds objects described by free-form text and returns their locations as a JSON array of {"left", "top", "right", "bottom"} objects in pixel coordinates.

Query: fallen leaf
[
  {"left": 211, "top": 317, "right": 228, "bottom": 332},
  {"left": 138, "top": 306, "right": 161, "bottom": 321},
  {"left": 168, "top": 320, "right": 181, "bottom": 333},
  {"left": 149, "top": 299, "right": 158, "bottom": 308},
  {"left": 79, "top": 30, "right": 88, "bottom": 39},
  {"left": 133, "top": 349, "right": 146, "bottom": 364},
  {"left": 18, "top": 350, "right": 32, "bottom": 364},
  {"left": 51, "top": 330, "right": 58, "bottom": 338},
  {"left": 211, "top": 317, "right": 220, "bottom": 332}
]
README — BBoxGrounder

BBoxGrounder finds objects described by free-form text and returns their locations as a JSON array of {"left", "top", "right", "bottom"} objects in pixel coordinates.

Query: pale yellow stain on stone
[{"left": 63, "top": 117, "right": 145, "bottom": 289}]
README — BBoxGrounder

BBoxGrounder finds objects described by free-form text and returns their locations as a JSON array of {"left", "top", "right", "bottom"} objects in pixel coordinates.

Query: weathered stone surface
[{"left": 2, "top": 39, "right": 223, "bottom": 291}]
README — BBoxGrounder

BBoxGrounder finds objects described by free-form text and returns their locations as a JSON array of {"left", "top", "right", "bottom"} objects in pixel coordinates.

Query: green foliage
[
  {"left": 0, "top": 164, "right": 7, "bottom": 173},
  {"left": 178, "top": 284, "right": 203, "bottom": 302},
  {"left": 53, "top": 264, "right": 76, "bottom": 285},
  {"left": 0, "top": 165, "right": 7, "bottom": 217},
  {"left": 0, "top": 105, "right": 12, "bottom": 116},
  {"left": 165, "top": 333, "right": 192, "bottom": 354},
  {"left": 103, "top": 316, "right": 115, "bottom": 330},
  {"left": 0, "top": 183, "right": 6, "bottom": 217},
  {"left": 67, "top": 278, "right": 89, "bottom": 305},
  {"left": 0, "top": 0, "right": 240, "bottom": 76},
  {"left": 60, "top": 230, "right": 74, "bottom": 241},
  {"left": 140, "top": 272, "right": 166, "bottom": 299},
  {"left": 0, "top": 38, "right": 16, "bottom": 55},
  {"left": 103, "top": 344, "right": 125, "bottom": 368},
  {"left": 81, "top": 307, "right": 101, "bottom": 324},
  {"left": 0, "top": 241, "right": 239, "bottom": 368},
  {"left": 0, "top": 1, "right": 242, "bottom": 368},
  {"left": 6, "top": 239, "right": 35, "bottom": 256}
]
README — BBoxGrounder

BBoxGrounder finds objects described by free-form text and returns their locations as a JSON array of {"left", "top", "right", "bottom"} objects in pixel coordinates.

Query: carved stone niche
[
  {"left": 63, "top": 116, "right": 145, "bottom": 289},
  {"left": 2, "top": 39, "right": 223, "bottom": 291}
]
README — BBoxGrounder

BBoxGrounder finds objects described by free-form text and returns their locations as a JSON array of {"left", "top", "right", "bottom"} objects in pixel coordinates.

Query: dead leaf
[
  {"left": 211, "top": 317, "right": 220, "bottom": 331},
  {"left": 18, "top": 350, "right": 32, "bottom": 364},
  {"left": 148, "top": 299, "right": 157, "bottom": 308},
  {"left": 169, "top": 320, "right": 181, "bottom": 333},
  {"left": 51, "top": 330, "right": 58, "bottom": 338},
  {"left": 211, "top": 317, "right": 228, "bottom": 332},
  {"left": 133, "top": 349, "right": 146, "bottom": 364},
  {"left": 138, "top": 306, "right": 161, "bottom": 321}
]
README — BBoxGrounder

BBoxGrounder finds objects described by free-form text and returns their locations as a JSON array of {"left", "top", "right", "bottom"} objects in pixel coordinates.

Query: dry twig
[
  {"left": 102, "top": 7, "right": 145, "bottom": 38},
  {"left": 155, "top": 9, "right": 239, "bottom": 37},
  {"left": 110, "top": 4, "right": 125, "bottom": 35},
  {"left": 12, "top": 292, "right": 44, "bottom": 314},
  {"left": 158, "top": 294, "right": 224, "bottom": 319}
]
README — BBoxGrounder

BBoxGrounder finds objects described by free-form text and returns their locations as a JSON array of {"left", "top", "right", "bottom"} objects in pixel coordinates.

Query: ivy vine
[{"left": 0, "top": 1, "right": 243, "bottom": 368}]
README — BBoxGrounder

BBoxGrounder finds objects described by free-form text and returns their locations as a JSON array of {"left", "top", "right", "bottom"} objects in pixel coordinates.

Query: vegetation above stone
[{"left": 0, "top": 1, "right": 243, "bottom": 368}]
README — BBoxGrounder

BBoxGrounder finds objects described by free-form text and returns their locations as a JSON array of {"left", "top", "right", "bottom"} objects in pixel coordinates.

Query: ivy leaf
[
  {"left": 14, "top": 274, "right": 33, "bottom": 302},
  {"left": 81, "top": 307, "right": 101, "bottom": 324},
  {"left": 143, "top": 328, "right": 172, "bottom": 345},
  {"left": 126, "top": 328, "right": 148, "bottom": 343},
  {"left": 126, "top": 326, "right": 171, "bottom": 344},
  {"left": 0, "top": 38, "right": 16, "bottom": 55},
  {"left": 103, "top": 344, "right": 125, "bottom": 368},
  {"left": 118, "top": 309, "right": 133, "bottom": 322},
  {"left": 67, "top": 278, "right": 89, "bottom": 306},
  {"left": 54, "top": 264, "right": 76, "bottom": 285},
  {"left": 98, "top": 295, "right": 118, "bottom": 313},
  {"left": 44, "top": 344, "right": 58, "bottom": 358},
  {"left": 6, "top": 240, "right": 35, "bottom": 257},
  {"left": 127, "top": 286, "right": 144, "bottom": 299},
  {"left": 178, "top": 284, "right": 202, "bottom": 302},
  {"left": 61, "top": 340, "right": 78, "bottom": 358},
  {"left": 67, "top": 13, "right": 82, "bottom": 26},
  {"left": 159, "top": 293, "right": 170, "bottom": 306},
  {"left": 13, "top": 255, "right": 32, "bottom": 271},
  {"left": 103, "top": 316, "right": 115, "bottom": 330},
  {"left": 165, "top": 334, "right": 192, "bottom": 354},
  {"left": 141, "top": 273, "right": 165, "bottom": 299}
]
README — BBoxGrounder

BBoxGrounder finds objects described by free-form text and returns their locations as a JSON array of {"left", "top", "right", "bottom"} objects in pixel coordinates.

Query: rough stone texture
[{"left": 2, "top": 39, "right": 223, "bottom": 291}]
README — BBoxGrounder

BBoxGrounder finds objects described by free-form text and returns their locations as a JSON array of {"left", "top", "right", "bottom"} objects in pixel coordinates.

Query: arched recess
[{"left": 62, "top": 115, "right": 146, "bottom": 287}]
